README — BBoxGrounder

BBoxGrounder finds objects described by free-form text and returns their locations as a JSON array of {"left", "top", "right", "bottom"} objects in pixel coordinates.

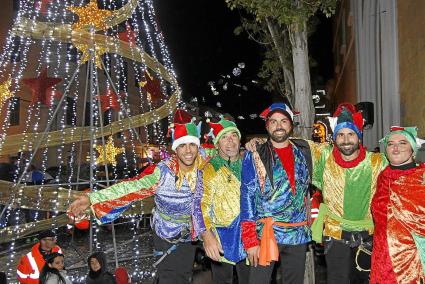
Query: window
[{"left": 9, "top": 97, "right": 20, "bottom": 126}]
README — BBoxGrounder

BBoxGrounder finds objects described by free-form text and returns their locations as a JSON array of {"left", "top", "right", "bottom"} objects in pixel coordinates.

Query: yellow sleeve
[{"left": 201, "top": 164, "right": 216, "bottom": 231}]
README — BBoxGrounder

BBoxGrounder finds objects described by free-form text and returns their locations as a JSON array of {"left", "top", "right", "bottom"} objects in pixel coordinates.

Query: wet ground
[{"left": 0, "top": 217, "right": 327, "bottom": 283}]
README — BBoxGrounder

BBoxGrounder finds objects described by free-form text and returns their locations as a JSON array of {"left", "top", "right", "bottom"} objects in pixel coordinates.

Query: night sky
[{"left": 154, "top": 0, "right": 333, "bottom": 135}]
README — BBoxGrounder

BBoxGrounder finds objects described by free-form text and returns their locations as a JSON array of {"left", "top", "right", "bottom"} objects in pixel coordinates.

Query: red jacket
[{"left": 17, "top": 242, "right": 62, "bottom": 284}]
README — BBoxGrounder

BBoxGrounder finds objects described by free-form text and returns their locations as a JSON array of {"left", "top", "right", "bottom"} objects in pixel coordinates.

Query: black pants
[
  {"left": 248, "top": 243, "right": 307, "bottom": 284},
  {"left": 153, "top": 233, "right": 197, "bottom": 284},
  {"left": 210, "top": 260, "right": 250, "bottom": 284},
  {"left": 325, "top": 236, "right": 372, "bottom": 284}
]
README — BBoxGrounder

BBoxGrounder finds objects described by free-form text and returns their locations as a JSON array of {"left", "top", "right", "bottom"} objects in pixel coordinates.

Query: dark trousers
[
  {"left": 248, "top": 243, "right": 307, "bottom": 284},
  {"left": 211, "top": 260, "right": 250, "bottom": 284},
  {"left": 325, "top": 237, "right": 371, "bottom": 284},
  {"left": 153, "top": 233, "right": 197, "bottom": 284}
]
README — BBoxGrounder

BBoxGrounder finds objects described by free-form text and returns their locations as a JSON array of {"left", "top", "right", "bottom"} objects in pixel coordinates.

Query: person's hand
[
  {"left": 202, "top": 230, "right": 224, "bottom": 262},
  {"left": 422, "top": 171, "right": 425, "bottom": 185},
  {"left": 244, "top": 138, "right": 266, "bottom": 152},
  {"left": 67, "top": 193, "right": 91, "bottom": 220},
  {"left": 246, "top": 245, "right": 260, "bottom": 267}
]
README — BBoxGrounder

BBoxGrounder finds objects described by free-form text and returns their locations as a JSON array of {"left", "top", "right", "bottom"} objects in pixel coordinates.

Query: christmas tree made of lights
[{"left": 0, "top": 0, "right": 180, "bottom": 280}]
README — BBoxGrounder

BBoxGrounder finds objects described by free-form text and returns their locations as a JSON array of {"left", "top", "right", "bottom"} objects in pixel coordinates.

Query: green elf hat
[
  {"left": 207, "top": 116, "right": 241, "bottom": 146},
  {"left": 380, "top": 126, "right": 425, "bottom": 155}
]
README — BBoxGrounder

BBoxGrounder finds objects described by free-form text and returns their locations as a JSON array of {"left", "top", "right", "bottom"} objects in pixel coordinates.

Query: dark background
[{"left": 155, "top": 0, "right": 334, "bottom": 135}]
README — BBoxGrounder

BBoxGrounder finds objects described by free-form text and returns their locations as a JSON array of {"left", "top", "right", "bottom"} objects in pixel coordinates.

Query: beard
[
  {"left": 336, "top": 142, "right": 360, "bottom": 156},
  {"left": 269, "top": 128, "right": 292, "bottom": 143}
]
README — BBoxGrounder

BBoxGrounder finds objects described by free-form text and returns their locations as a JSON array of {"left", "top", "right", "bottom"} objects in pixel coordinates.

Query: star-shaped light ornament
[
  {"left": 95, "top": 136, "right": 125, "bottom": 166},
  {"left": 0, "top": 78, "right": 13, "bottom": 106},
  {"left": 22, "top": 67, "right": 62, "bottom": 106},
  {"left": 74, "top": 43, "right": 107, "bottom": 69},
  {"left": 67, "top": 0, "right": 113, "bottom": 31},
  {"left": 139, "top": 71, "right": 164, "bottom": 104}
]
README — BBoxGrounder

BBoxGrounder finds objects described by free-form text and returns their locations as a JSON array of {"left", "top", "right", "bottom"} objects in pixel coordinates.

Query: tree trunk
[
  {"left": 266, "top": 18, "right": 295, "bottom": 105},
  {"left": 289, "top": 20, "right": 314, "bottom": 138}
]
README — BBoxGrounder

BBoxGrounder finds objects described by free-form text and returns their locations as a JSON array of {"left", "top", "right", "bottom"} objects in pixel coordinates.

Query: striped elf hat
[
  {"left": 170, "top": 118, "right": 202, "bottom": 150},
  {"left": 207, "top": 116, "right": 241, "bottom": 145},
  {"left": 260, "top": 103, "right": 297, "bottom": 123},
  {"left": 328, "top": 103, "right": 364, "bottom": 140}
]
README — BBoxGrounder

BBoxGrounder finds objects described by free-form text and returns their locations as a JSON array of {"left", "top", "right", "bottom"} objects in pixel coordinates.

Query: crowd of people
[
  {"left": 15, "top": 229, "right": 132, "bottom": 284},
  {"left": 12, "top": 101, "right": 424, "bottom": 284}
]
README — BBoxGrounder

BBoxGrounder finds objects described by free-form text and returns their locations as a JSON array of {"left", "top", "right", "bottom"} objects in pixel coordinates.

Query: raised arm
[{"left": 68, "top": 164, "right": 160, "bottom": 224}]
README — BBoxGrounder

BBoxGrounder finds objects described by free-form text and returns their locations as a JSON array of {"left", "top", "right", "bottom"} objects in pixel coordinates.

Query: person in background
[
  {"left": 0, "top": 271, "right": 7, "bottom": 284},
  {"left": 17, "top": 230, "right": 63, "bottom": 284},
  {"left": 39, "top": 252, "right": 72, "bottom": 284},
  {"left": 23, "top": 165, "right": 53, "bottom": 185},
  {"left": 370, "top": 126, "right": 425, "bottom": 284},
  {"left": 114, "top": 267, "right": 131, "bottom": 284},
  {"left": 86, "top": 252, "right": 116, "bottom": 284}
]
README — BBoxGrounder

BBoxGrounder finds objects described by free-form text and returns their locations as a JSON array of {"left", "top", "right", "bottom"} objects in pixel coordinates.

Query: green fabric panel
[
  {"left": 90, "top": 166, "right": 161, "bottom": 205},
  {"left": 412, "top": 233, "right": 425, "bottom": 273},
  {"left": 210, "top": 155, "right": 242, "bottom": 180},
  {"left": 186, "top": 122, "right": 199, "bottom": 137},
  {"left": 311, "top": 144, "right": 332, "bottom": 193},
  {"left": 342, "top": 155, "right": 372, "bottom": 224},
  {"left": 311, "top": 202, "right": 373, "bottom": 242}
]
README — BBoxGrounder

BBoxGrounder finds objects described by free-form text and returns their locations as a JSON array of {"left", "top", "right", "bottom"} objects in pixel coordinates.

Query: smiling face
[
  {"left": 385, "top": 133, "right": 414, "bottom": 166},
  {"left": 175, "top": 142, "right": 199, "bottom": 170},
  {"left": 334, "top": 127, "right": 361, "bottom": 161},
  {"left": 266, "top": 112, "right": 293, "bottom": 147},
  {"left": 217, "top": 131, "right": 240, "bottom": 161}
]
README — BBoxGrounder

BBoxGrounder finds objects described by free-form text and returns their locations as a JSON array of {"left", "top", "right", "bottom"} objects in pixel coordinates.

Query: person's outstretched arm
[{"left": 68, "top": 164, "right": 160, "bottom": 224}]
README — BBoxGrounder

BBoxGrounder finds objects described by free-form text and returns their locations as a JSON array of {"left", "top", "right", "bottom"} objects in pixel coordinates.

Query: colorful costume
[
  {"left": 370, "top": 126, "right": 425, "bottom": 284},
  {"left": 241, "top": 103, "right": 311, "bottom": 284},
  {"left": 90, "top": 155, "right": 205, "bottom": 241},
  {"left": 241, "top": 140, "right": 311, "bottom": 250},
  {"left": 201, "top": 155, "right": 245, "bottom": 263},
  {"left": 88, "top": 114, "right": 206, "bottom": 284},
  {"left": 371, "top": 164, "right": 425, "bottom": 284},
  {"left": 310, "top": 103, "right": 388, "bottom": 284},
  {"left": 198, "top": 117, "right": 249, "bottom": 284},
  {"left": 311, "top": 144, "right": 387, "bottom": 241}
]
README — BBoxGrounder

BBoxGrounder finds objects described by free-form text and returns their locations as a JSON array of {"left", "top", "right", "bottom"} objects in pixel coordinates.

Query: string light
[
  {"left": 0, "top": 0, "right": 182, "bottom": 281},
  {"left": 67, "top": 0, "right": 112, "bottom": 31}
]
